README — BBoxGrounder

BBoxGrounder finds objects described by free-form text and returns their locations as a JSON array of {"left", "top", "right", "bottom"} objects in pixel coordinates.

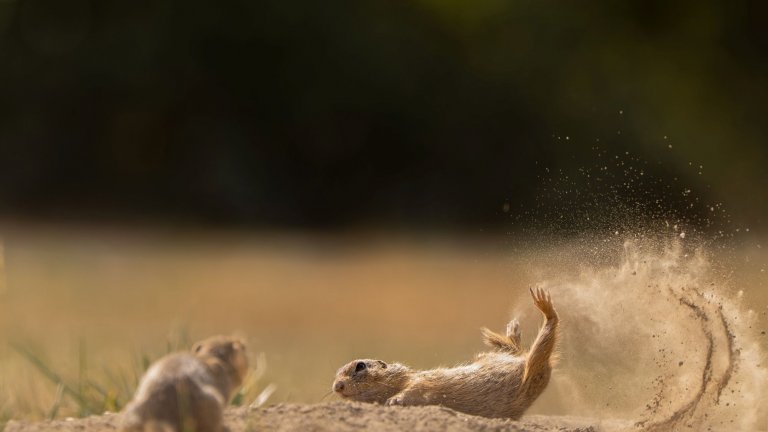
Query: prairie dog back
[{"left": 121, "top": 336, "right": 248, "bottom": 432}]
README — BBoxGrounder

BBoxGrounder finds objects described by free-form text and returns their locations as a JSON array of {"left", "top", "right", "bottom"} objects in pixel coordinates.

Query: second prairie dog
[
  {"left": 332, "top": 288, "right": 559, "bottom": 419},
  {"left": 121, "top": 336, "right": 248, "bottom": 432}
]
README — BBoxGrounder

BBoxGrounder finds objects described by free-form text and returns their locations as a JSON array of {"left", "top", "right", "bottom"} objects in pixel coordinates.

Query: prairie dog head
[
  {"left": 192, "top": 336, "right": 249, "bottom": 390},
  {"left": 332, "top": 359, "right": 409, "bottom": 403}
]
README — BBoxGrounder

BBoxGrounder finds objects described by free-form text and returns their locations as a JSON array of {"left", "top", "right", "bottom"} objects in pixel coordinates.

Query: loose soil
[{"left": 5, "top": 402, "right": 626, "bottom": 432}]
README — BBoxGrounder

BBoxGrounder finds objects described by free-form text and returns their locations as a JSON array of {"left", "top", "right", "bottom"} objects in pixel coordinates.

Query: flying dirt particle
[
  {"left": 680, "top": 232, "right": 686, "bottom": 239},
  {"left": 679, "top": 361, "right": 684, "bottom": 366}
]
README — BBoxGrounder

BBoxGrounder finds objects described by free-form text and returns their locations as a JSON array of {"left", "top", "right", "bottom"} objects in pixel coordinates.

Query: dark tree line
[{"left": 0, "top": 0, "right": 765, "bottom": 229}]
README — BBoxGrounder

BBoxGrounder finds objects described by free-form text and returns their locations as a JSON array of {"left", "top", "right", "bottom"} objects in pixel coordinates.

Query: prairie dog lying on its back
[
  {"left": 121, "top": 336, "right": 248, "bottom": 432},
  {"left": 332, "top": 288, "right": 559, "bottom": 419}
]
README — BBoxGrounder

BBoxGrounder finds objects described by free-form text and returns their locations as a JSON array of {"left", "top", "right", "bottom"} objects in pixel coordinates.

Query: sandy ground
[{"left": 5, "top": 402, "right": 620, "bottom": 432}]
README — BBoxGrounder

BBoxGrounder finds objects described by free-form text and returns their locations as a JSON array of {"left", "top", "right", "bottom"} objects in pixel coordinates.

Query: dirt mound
[{"left": 5, "top": 402, "right": 616, "bottom": 432}]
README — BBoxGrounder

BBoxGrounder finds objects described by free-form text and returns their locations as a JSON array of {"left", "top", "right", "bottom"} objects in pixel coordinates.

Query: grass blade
[
  {"left": 47, "top": 384, "right": 64, "bottom": 420},
  {"left": 249, "top": 383, "right": 277, "bottom": 409},
  {"left": 8, "top": 342, "right": 91, "bottom": 415}
]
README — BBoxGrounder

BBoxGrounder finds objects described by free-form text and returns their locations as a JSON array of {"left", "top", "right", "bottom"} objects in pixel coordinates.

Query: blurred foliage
[
  {"left": 6, "top": 331, "right": 274, "bottom": 420},
  {"left": 0, "top": 0, "right": 765, "bottom": 228}
]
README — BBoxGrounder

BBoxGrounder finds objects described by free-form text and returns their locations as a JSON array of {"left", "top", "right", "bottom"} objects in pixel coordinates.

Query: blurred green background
[{"left": 0, "top": 0, "right": 765, "bottom": 229}]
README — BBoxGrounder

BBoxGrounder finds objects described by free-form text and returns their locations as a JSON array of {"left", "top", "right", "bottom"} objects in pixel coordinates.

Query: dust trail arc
[
  {"left": 537, "top": 238, "right": 766, "bottom": 431},
  {"left": 637, "top": 288, "right": 738, "bottom": 431}
]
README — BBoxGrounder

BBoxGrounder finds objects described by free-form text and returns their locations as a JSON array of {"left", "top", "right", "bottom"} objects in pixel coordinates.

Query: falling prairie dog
[
  {"left": 121, "top": 336, "right": 248, "bottom": 432},
  {"left": 332, "top": 288, "right": 558, "bottom": 419}
]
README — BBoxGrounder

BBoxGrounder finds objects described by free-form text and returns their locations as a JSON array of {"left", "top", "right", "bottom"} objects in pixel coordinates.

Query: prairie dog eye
[{"left": 355, "top": 361, "right": 367, "bottom": 373}]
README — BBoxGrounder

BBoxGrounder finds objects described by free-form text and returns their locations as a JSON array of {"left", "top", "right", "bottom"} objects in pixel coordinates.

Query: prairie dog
[
  {"left": 121, "top": 336, "right": 248, "bottom": 432},
  {"left": 332, "top": 288, "right": 559, "bottom": 419}
]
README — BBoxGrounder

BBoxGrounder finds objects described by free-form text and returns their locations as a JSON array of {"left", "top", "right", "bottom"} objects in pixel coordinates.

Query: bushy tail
[{"left": 481, "top": 327, "right": 524, "bottom": 355}]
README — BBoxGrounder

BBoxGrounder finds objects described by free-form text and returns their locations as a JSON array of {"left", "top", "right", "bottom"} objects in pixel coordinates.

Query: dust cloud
[
  {"left": 523, "top": 234, "right": 767, "bottom": 431},
  {"left": 507, "top": 144, "right": 768, "bottom": 430}
]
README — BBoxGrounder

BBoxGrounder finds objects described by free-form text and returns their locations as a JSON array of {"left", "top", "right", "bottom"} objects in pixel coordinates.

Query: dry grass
[
  {"left": 0, "top": 226, "right": 528, "bottom": 421},
  {"left": 0, "top": 224, "right": 765, "bottom": 426}
]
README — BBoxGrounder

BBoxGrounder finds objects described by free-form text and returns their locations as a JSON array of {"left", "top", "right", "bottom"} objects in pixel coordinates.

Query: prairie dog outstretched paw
[
  {"left": 530, "top": 287, "right": 557, "bottom": 319},
  {"left": 386, "top": 395, "right": 405, "bottom": 406},
  {"left": 506, "top": 318, "right": 522, "bottom": 345}
]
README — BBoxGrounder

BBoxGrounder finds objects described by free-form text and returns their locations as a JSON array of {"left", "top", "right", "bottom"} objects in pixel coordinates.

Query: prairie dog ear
[
  {"left": 377, "top": 360, "right": 387, "bottom": 369},
  {"left": 193, "top": 343, "right": 203, "bottom": 353},
  {"left": 232, "top": 339, "right": 246, "bottom": 351}
]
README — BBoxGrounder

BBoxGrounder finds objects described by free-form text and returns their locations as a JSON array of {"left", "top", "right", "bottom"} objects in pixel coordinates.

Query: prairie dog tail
[{"left": 481, "top": 317, "right": 524, "bottom": 355}]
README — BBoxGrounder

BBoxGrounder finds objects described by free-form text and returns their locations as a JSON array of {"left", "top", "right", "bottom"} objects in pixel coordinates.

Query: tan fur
[
  {"left": 332, "top": 288, "right": 559, "bottom": 419},
  {"left": 120, "top": 336, "right": 249, "bottom": 432}
]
